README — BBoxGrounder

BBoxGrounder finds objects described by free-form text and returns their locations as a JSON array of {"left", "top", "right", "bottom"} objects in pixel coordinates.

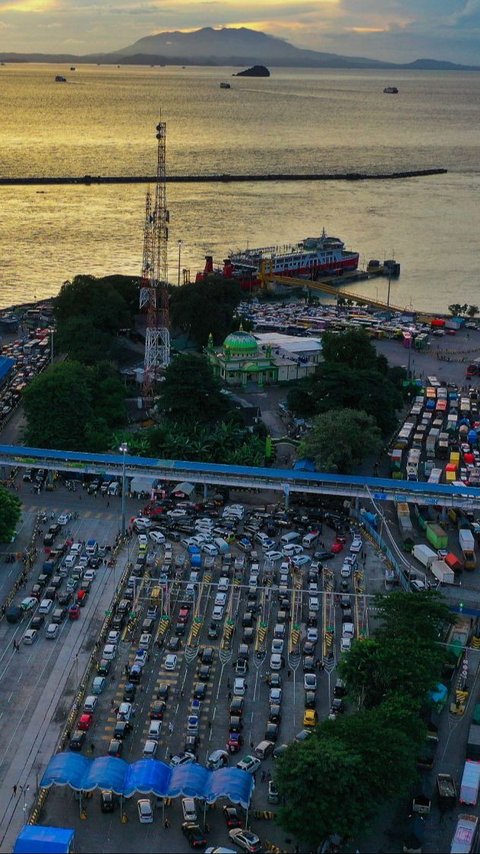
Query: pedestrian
[
  {"left": 250, "top": 740, "right": 254, "bottom": 750},
  {"left": 66, "top": 729, "right": 71, "bottom": 740},
  {"left": 261, "top": 771, "right": 266, "bottom": 782},
  {"left": 90, "top": 743, "right": 95, "bottom": 754},
  {"left": 226, "top": 678, "right": 231, "bottom": 689},
  {"left": 107, "top": 501, "right": 110, "bottom": 508},
  {"left": 12, "top": 784, "right": 17, "bottom": 796},
  {"left": 110, "top": 698, "right": 115, "bottom": 708},
  {"left": 228, "top": 690, "right": 232, "bottom": 701},
  {"left": 208, "top": 720, "right": 212, "bottom": 731},
  {"left": 164, "top": 817, "right": 170, "bottom": 829},
  {"left": 287, "top": 669, "right": 291, "bottom": 679},
  {"left": 124, "top": 664, "right": 129, "bottom": 676}
]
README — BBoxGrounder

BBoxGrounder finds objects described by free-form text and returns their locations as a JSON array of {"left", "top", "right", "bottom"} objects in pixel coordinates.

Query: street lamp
[
  {"left": 177, "top": 239, "right": 183, "bottom": 287},
  {"left": 23, "top": 784, "right": 30, "bottom": 821},
  {"left": 119, "top": 442, "right": 128, "bottom": 536}
]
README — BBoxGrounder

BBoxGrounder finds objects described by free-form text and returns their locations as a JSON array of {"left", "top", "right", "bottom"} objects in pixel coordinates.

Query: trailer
[
  {"left": 430, "top": 559, "right": 455, "bottom": 586},
  {"left": 467, "top": 724, "right": 480, "bottom": 761},
  {"left": 426, "top": 522, "right": 448, "bottom": 550},
  {"left": 413, "top": 543, "right": 438, "bottom": 570},
  {"left": 460, "top": 760, "right": 480, "bottom": 805},
  {"left": 459, "top": 529, "right": 476, "bottom": 571},
  {"left": 436, "top": 772, "right": 457, "bottom": 809}
]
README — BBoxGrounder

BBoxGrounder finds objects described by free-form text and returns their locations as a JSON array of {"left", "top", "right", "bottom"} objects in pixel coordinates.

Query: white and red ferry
[{"left": 196, "top": 228, "right": 359, "bottom": 289}]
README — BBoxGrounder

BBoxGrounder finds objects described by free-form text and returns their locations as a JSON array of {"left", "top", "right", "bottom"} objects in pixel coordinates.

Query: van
[
  {"left": 280, "top": 531, "right": 301, "bottom": 548},
  {"left": 108, "top": 481, "right": 120, "bottom": 496},
  {"left": 254, "top": 740, "right": 274, "bottom": 760},
  {"left": 302, "top": 531, "right": 319, "bottom": 549},
  {"left": 38, "top": 598, "right": 53, "bottom": 614},
  {"left": 214, "top": 537, "right": 230, "bottom": 554}
]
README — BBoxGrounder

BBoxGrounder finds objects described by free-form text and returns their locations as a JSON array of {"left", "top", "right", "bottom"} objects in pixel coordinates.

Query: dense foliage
[
  {"left": 0, "top": 486, "right": 22, "bottom": 543},
  {"left": 287, "top": 328, "right": 405, "bottom": 438},
  {"left": 275, "top": 591, "right": 450, "bottom": 848},
  {"left": 23, "top": 361, "right": 126, "bottom": 452},
  {"left": 298, "top": 408, "right": 383, "bottom": 473},
  {"left": 170, "top": 275, "right": 243, "bottom": 349},
  {"left": 158, "top": 353, "right": 230, "bottom": 426},
  {"left": 55, "top": 274, "right": 138, "bottom": 364}
]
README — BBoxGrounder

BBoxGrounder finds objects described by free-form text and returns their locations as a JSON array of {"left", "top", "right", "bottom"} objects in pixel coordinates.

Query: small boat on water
[
  {"left": 220, "top": 82, "right": 231, "bottom": 89},
  {"left": 367, "top": 259, "right": 384, "bottom": 275},
  {"left": 55, "top": 75, "right": 67, "bottom": 83},
  {"left": 383, "top": 86, "right": 399, "bottom": 94}
]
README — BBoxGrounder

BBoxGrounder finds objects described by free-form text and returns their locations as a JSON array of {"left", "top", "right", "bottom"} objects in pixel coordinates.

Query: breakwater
[{"left": 0, "top": 168, "right": 447, "bottom": 186}]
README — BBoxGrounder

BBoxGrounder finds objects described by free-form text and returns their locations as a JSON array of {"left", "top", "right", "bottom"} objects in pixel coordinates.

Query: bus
[{"left": 450, "top": 814, "right": 478, "bottom": 854}]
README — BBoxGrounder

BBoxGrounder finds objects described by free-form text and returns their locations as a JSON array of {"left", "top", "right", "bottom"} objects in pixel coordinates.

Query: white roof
[{"left": 253, "top": 332, "right": 322, "bottom": 354}]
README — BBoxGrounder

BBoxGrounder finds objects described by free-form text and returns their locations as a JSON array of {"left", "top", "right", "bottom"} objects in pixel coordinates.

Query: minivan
[
  {"left": 302, "top": 531, "right": 319, "bottom": 549},
  {"left": 254, "top": 740, "right": 274, "bottom": 760},
  {"left": 64, "top": 554, "right": 77, "bottom": 570},
  {"left": 280, "top": 531, "right": 301, "bottom": 547},
  {"left": 233, "top": 677, "right": 246, "bottom": 696},
  {"left": 214, "top": 537, "right": 230, "bottom": 554}
]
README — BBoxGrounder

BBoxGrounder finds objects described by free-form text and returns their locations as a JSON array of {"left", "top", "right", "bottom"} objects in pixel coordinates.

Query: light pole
[
  {"left": 119, "top": 442, "right": 128, "bottom": 537},
  {"left": 22, "top": 784, "right": 30, "bottom": 821},
  {"left": 177, "top": 239, "right": 183, "bottom": 287}
]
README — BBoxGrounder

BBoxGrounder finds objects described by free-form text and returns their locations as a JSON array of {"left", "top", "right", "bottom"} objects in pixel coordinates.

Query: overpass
[{"left": 1, "top": 444, "right": 480, "bottom": 511}]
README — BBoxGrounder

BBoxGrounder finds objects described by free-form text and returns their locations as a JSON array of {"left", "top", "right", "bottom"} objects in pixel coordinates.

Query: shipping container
[
  {"left": 460, "top": 760, "right": 480, "bottom": 805},
  {"left": 426, "top": 523, "right": 448, "bottom": 550}
]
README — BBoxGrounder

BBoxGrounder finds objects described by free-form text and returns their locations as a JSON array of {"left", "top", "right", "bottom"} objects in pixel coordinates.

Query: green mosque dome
[{"left": 223, "top": 330, "right": 258, "bottom": 355}]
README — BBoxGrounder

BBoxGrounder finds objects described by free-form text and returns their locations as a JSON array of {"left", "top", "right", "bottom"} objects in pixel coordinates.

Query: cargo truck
[
  {"left": 459, "top": 529, "right": 476, "bottom": 571},
  {"left": 413, "top": 543, "right": 438, "bottom": 570},
  {"left": 396, "top": 503, "right": 414, "bottom": 550},
  {"left": 460, "top": 760, "right": 480, "bottom": 805},
  {"left": 450, "top": 814, "right": 478, "bottom": 854},
  {"left": 430, "top": 559, "right": 455, "bottom": 585},
  {"left": 426, "top": 522, "right": 448, "bottom": 550},
  {"left": 445, "top": 552, "right": 464, "bottom": 574},
  {"left": 436, "top": 772, "right": 457, "bottom": 809},
  {"left": 467, "top": 724, "right": 480, "bottom": 761}
]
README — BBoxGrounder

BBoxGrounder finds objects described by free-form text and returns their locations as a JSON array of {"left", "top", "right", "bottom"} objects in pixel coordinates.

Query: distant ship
[
  {"left": 220, "top": 82, "right": 231, "bottom": 89},
  {"left": 196, "top": 228, "right": 359, "bottom": 289},
  {"left": 55, "top": 75, "right": 67, "bottom": 83},
  {"left": 383, "top": 86, "right": 399, "bottom": 94}
]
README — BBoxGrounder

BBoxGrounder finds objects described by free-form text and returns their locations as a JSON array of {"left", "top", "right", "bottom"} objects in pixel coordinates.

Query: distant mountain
[{"left": 1, "top": 27, "right": 479, "bottom": 70}]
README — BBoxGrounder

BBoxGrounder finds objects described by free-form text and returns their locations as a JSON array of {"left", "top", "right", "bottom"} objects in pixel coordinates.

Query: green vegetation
[
  {"left": 23, "top": 361, "right": 126, "bottom": 452},
  {"left": 298, "top": 409, "right": 382, "bottom": 473},
  {"left": 55, "top": 274, "right": 138, "bottom": 365},
  {"left": 158, "top": 353, "right": 230, "bottom": 426},
  {"left": 170, "top": 276, "right": 244, "bottom": 349},
  {"left": 0, "top": 486, "right": 22, "bottom": 543},
  {"left": 274, "top": 591, "right": 450, "bottom": 848},
  {"left": 448, "top": 303, "right": 479, "bottom": 317}
]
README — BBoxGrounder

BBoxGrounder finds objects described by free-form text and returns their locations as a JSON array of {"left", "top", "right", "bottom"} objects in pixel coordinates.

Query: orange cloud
[{"left": 0, "top": 0, "right": 57, "bottom": 11}]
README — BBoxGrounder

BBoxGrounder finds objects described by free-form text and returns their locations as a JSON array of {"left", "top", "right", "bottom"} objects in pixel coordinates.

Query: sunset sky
[{"left": 0, "top": 0, "right": 479, "bottom": 64}]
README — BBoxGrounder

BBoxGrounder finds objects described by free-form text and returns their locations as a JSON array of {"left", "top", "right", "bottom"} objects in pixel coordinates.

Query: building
[
  {"left": 207, "top": 328, "right": 322, "bottom": 388},
  {"left": 0, "top": 356, "right": 15, "bottom": 390}
]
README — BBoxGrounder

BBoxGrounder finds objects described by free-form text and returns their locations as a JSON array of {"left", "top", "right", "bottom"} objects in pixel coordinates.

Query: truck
[
  {"left": 450, "top": 814, "right": 479, "bottom": 854},
  {"left": 430, "top": 559, "right": 455, "bottom": 586},
  {"left": 406, "top": 448, "right": 421, "bottom": 481},
  {"left": 426, "top": 428, "right": 440, "bottom": 459},
  {"left": 426, "top": 522, "right": 448, "bottom": 550},
  {"left": 396, "top": 503, "right": 414, "bottom": 547},
  {"left": 460, "top": 760, "right": 480, "bottom": 805},
  {"left": 459, "top": 529, "right": 476, "bottom": 570},
  {"left": 413, "top": 543, "right": 438, "bottom": 570},
  {"left": 445, "top": 552, "right": 464, "bottom": 574},
  {"left": 467, "top": 724, "right": 480, "bottom": 761},
  {"left": 436, "top": 772, "right": 457, "bottom": 809}
]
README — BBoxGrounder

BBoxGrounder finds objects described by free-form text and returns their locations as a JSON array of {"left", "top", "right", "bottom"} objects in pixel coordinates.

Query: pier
[{"left": 0, "top": 168, "right": 447, "bottom": 187}]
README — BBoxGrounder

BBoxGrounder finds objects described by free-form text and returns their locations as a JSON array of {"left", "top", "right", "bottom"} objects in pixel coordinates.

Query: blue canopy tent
[
  {"left": 14, "top": 826, "right": 74, "bottom": 854},
  {"left": 41, "top": 753, "right": 254, "bottom": 809}
]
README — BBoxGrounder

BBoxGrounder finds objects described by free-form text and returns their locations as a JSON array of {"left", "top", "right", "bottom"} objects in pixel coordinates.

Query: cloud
[{"left": 0, "top": 0, "right": 58, "bottom": 11}]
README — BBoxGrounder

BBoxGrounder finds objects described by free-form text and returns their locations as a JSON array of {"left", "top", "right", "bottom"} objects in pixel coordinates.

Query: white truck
[
  {"left": 430, "top": 559, "right": 455, "bottom": 586},
  {"left": 413, "top": 543, "right": 438, "bottom": 570}
]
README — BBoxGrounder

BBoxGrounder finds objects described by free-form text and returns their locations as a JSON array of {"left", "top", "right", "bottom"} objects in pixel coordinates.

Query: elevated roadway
[{"left": 1, "top": 444, "right": 480, "bottom": 511}]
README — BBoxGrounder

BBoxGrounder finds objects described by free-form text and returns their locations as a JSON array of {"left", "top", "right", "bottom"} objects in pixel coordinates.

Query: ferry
[
  {"left": 383, "top": 86, "right": 399, "bottom": 94},
  {"left": 220, "top": 82, "right": 231, "bottom": 89}
]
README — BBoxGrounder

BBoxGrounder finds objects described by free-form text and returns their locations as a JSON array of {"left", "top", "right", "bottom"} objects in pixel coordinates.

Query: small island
[{"left": 234, "top": 65, "right": 270, "bottom": 78}]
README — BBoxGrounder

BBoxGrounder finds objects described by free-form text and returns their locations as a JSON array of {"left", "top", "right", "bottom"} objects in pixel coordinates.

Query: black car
[
  {"left": 242, "top": 627, "right": 255, "bottom": 644},
  {"left": 269, "top": 704, "right": 282, "bottom": 724},
  {"left": 97, "top": 659, "right": 111, "bottom": 676},
  {"left": 229, "top": 716, "right": 243, "bottom": 733},
  {"left": 197, "top": 664, "right": 211, "bottom": 682},
  {"left": 334, "top": 679, "right": 347, "bottom": 698},
  {"left": 303, "top": 656, "right": 315, "bottom": 672},
  {"left": 265, "top": 722, "right": 279, "bottom": 742},
  {"left": 303, "top": 640, "right": 316, "bottom": 656},
  {"left": 200, "top": 646, "right": 214, "bottom": 664},
  {"left": 108, "top": 739, "right": 123, "bottom": 757},
  {"left": 157, "top": 683, "right": 170, "bottom": 701},
  {"left": 30, "top": 615, "right": 45, "bottom": 631},
  {"left": 113, "top": 721, "right": 132, "bottom": 740},
  {"left": 48, "top": 523, "right": 61, "bottom": 537},
  {"left": 304, "top": 691, "right": 316, "bottom": 709},
  {"left": 69, "top": 730, "right": 86, "bottom": 752},
  {"left": 184, "top": 735, "right": 198, "bottom": 755},
  {"left": 168, "top": 635, "right": 181, "bottom": 652},
  {"left": 208, "top": 622, "right": 219, "bottom": 639},
  {"left": 182, "top": 823, "right": 207, "bottom": 850},
  {"left": 150, "top": 700, "right": 166, "bottom": 720},
  {"left": 57, "top": 592, "right": 72, "bottom": 607},
  {"left": 242, "top": 611, "right": 253, "bottom": 628},
  {"left": 100, "top": 790, "right": 115, "bottom": 813},
  {"left": 89, "top": 556, "right": 102, "bottom": 569},
  {"left": 193, "top": 683, "right": 207, "bottom": 700},
  {"left": 229, "top": 697, "right": 244, "bottom": 717},
  {"left": 52, "top": 607, "right": 67, "bottom": 624},
  {"left": 123, "top": 682, "right": 137, "bottom": 702},
  {"left": 45, "top": 585, "right": 57, "bottom": 601},
  {"left": 223, "top": 805, "right": 244, "bottom": 828},
  {"left": 268, "top": 673, "right": 282, "bottom": 688},
  {"left": 112, "top": 613, "right": 125, "bottom": 630},
  {"left": 314, "top": 550, "right": 334, "bottom": 561},
  {"left": 331, "top": 698, "right": 345, "bottom": 714}
]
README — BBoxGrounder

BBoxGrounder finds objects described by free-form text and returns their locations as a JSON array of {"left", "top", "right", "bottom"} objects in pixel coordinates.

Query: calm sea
[{"left": 0, "top": 63, "right": 479, "bottom": 312}]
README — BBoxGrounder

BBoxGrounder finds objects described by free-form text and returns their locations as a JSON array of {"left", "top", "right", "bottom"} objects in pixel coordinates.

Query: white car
[
  {"left": 137, "top": 798, "right": 153, "bottom": 823},
  {"left": 411, "top": 579, "right": 428, "bottom": 592},
  {"left": 236, "top": 755, "right": 261, "bottom": 774},
  {"left": 292, "top": 554, "right": 311, "bottom": 568},
  {"left": 350, "top": 537, "right": 363, "bottom": 554},
  {"left": 340, "top": 563, "right": 352, "bottom": 578},
  {"left": 269, "top": 687, "right": 282, "bottom": 704},
  {"left": 212, "top": 605, "right": 224, "bottom": 621},
  {"left": 45, "top": 623, "right": 59, "bottom": 640},
  {"left": 270, "top": 653, "right": 283, "bottom": 671},
  {"left": 107, "top": 630, "right": 120, "bottom": 646},
  {"left": 137, "top": 534, "right": 149, "bottom": 547},
  {"left": 57, "top": 512, "right": 72, "bottom": 525},
  {"left": 304, "top": 673, "right": 317, "bottom": 691},
  {"left": 23, "top": 628, "right": 38, "bottom": 645},
  {"left": 83, "top": 569, "right": 96, "bottom": 582},
  {"left": 308, "top": 582, "right": 318, "bottom": 594},
  {"left": 309, "top": 596, "right": 320, "bottom": 612},
  {"left": 102, "top": 643, "right": 117, "bottom": 661},
  {"left": 264, "top": 550, "right": 283, "bottom": 563},
  {"left": 282, "top": 544, "right": 304, "bottom": 557},
  {"left": 229, "top": 828, "right": 262, "bottom": 852},
  {"left": 271, "top": 638, "right": 284, "bottom": 655},
  {"left": 164, "top": 653, "right": 177, "bottom": 670},
  {"left": 215, "top": 592, "right": 227, "bottom": 607},
  {"left": 169, "top": 752, "right": 196, "bottom": 768},
  {"left": 132, "top": 517, "right": 152, "bottom": 530},
  {"left": 143, "top": 739, "right": 158, "bottom": 758},
  {"left": 149, "top": 530, "right": 166, "bottom": 545},
  {"left": 340, "top": 637, "right": 352, "bottom": 653}
]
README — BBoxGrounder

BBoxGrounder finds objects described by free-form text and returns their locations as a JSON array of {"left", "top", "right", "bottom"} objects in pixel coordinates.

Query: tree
[
  {"left": 467, "top": 305, "right": 479, "bottom": 318},
  {"left": 158, "top": 354, "right": 229, "bottom": 425},
  {"left": 321, "top": 328, "right": 379, "bottom": 371},
  {"left": 0, "top": 486, "right": 21, "bottom": 543},
  {"left": 23, "top": 361, "right": 93, "bottom": 450},
  {"left": 448, "top": 303, "right": 462, "bottom": 315},
  {"left": 55, "top": 317, "right": 115, "bottom": 365},
  {"left": 170, "top": 276, "right": 243, "bottom": 349},
  {"left": 298, "top": 409, "right": 382, "bottom": 472}
]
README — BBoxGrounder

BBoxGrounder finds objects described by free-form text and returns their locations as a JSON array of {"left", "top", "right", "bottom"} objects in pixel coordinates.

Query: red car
[
  {"left": 223, "top": 805, "right": 244, "bottom": 828},
  {"left": 68, "top": 604, "right": 80, "bottom": 620},
  {"left": 78, "top": 713, "right": 93, "bottom": 731},
  {"left": 331, "top": 541, "right": 343, "bottom": 554},
  {"left": 226, "top": 733, "right": 243, "bottom": 754},
  {"left": 178, "top": 607, "right": 190, "bottom": 624}
]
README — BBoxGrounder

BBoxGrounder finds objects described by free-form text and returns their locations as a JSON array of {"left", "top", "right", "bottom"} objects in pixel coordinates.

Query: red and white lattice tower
[{"left": 140, "top": 119, "right": 170, "bottom": 398}]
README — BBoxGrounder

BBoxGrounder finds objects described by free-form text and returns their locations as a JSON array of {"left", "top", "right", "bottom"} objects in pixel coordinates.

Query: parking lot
[{"left": 18, "top": 487, "right": 384, "bottom": 853}]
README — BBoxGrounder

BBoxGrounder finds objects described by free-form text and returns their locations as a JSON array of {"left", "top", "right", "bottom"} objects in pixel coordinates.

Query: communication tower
[{"left": 141, "top": 119, "right": 170, "bottom": 398}]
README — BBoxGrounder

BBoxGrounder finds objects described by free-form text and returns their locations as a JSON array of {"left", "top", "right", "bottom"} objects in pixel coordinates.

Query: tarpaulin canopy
[
  {"left": 14, "top": 825, "right": 74, "bottom": 854},
  {"left": 40, "top": 753, "right": 254, "bottom": 809}
]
